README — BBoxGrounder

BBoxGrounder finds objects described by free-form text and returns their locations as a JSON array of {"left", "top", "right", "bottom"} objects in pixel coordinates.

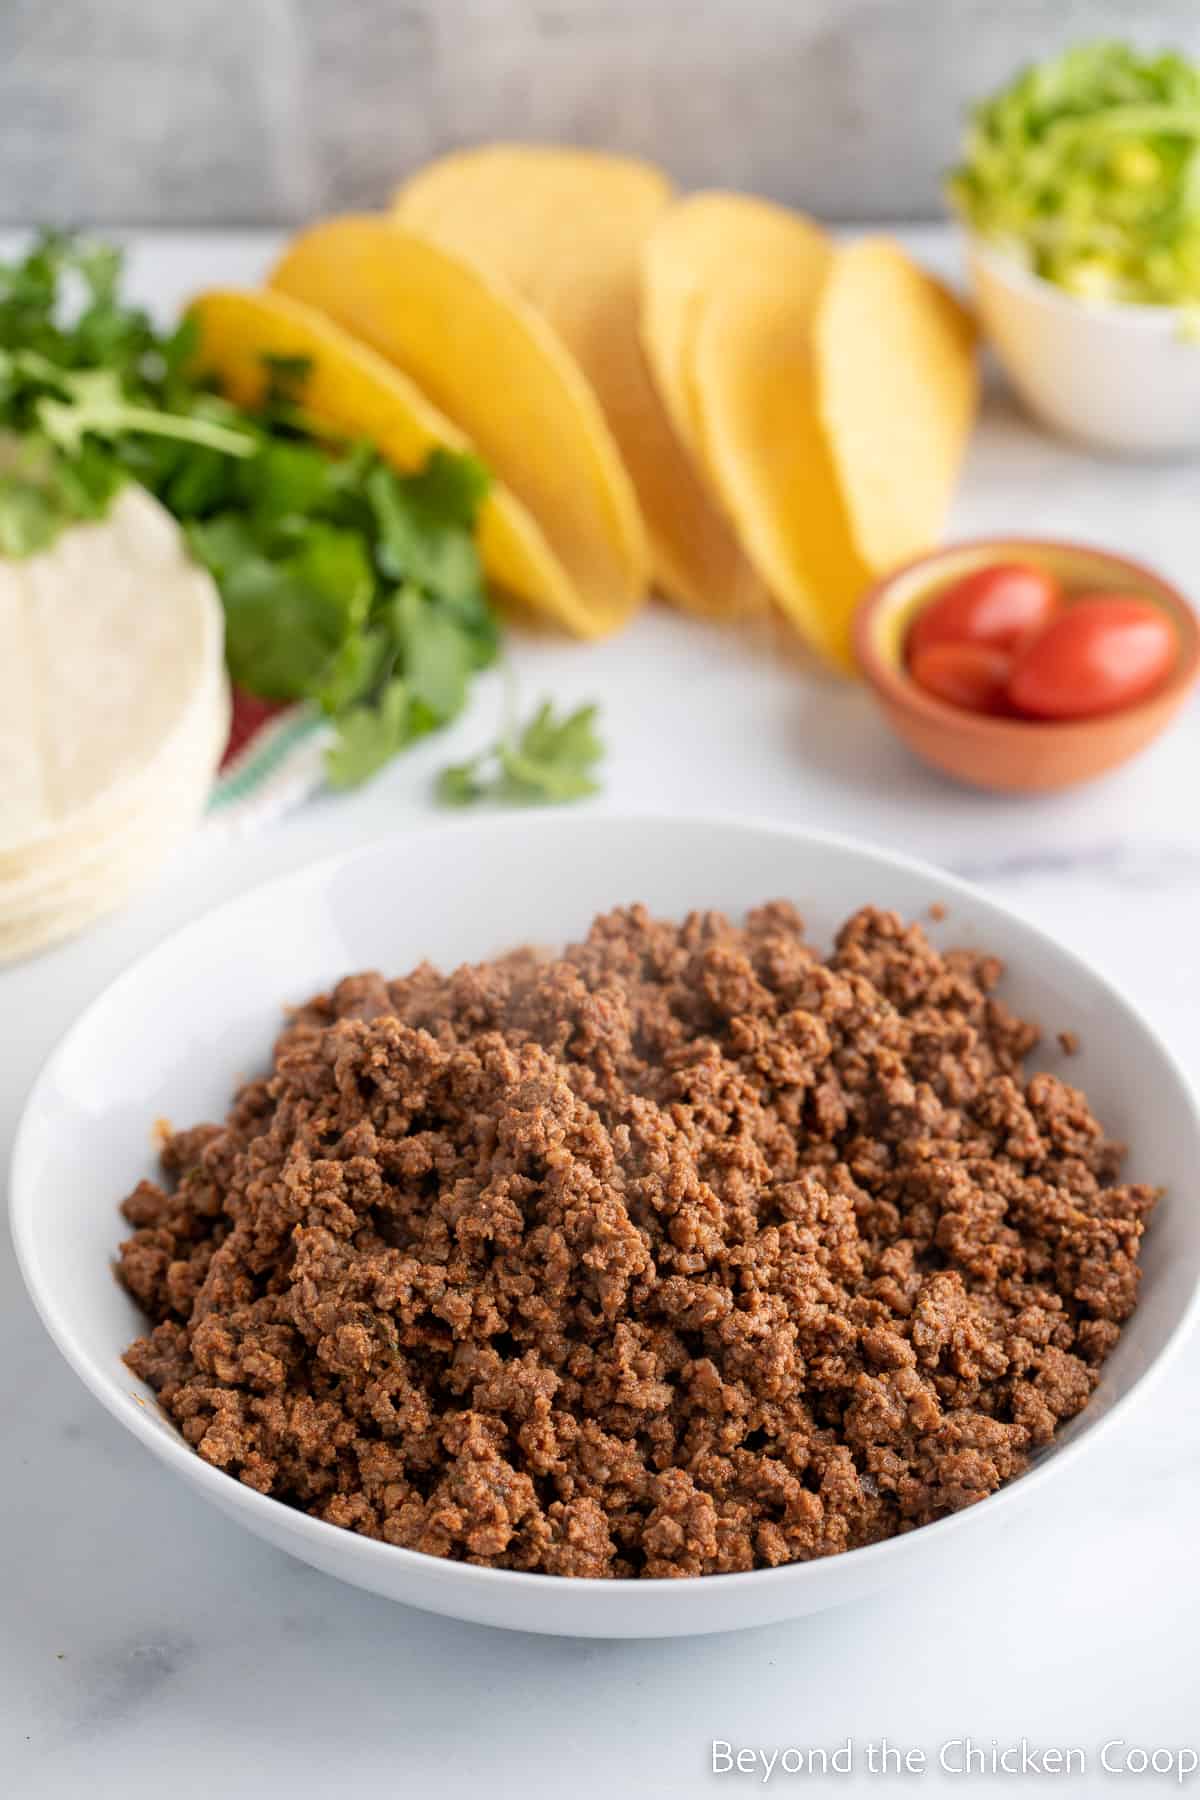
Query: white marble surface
[{"left": 2, "top": 230, "right": 1199, "bottom": 1796}]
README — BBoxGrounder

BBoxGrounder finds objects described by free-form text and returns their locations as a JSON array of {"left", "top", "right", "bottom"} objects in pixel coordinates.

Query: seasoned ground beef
[{"left": 119, "top": 903, "right": 1158, "bottom": 1578}]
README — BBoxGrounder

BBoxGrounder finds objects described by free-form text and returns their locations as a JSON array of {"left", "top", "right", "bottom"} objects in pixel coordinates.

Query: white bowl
[
  {"left": 11, "top": 817, "right": 1200, "bottom": 1638},
  {"left": 968, "top": 236, "right": 1200, "bottom": 456}
]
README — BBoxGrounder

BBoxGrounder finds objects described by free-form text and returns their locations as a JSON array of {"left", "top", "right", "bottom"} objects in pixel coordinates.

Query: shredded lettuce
[{"left": 948, "top": 41, "right": 1200, "bottom": 305}]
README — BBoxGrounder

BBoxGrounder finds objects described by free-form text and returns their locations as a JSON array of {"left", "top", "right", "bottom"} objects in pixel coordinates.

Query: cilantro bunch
[
  {"left": 183, "top": 438, "right": 499, "bottom": 787},
  {"left": 0, "top": 232, "right": 511, "bottom": 788}
]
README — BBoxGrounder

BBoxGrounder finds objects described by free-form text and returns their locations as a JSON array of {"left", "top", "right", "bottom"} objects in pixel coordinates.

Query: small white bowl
[
  {"left": 10, "top": 817, "right": 1200, "bottom": 1637},
  {"left": 968, "top": 236, "right": 1200, "bottom": 456}
]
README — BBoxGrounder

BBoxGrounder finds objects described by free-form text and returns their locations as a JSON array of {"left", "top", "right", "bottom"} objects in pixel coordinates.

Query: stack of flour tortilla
[{"left": 0, "top": 485, "right": 229, "bottom": 963}]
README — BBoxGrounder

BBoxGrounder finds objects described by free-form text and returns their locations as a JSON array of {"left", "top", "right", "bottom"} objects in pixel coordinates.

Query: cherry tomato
[
  {"left": 1007, "top": 595, "right": 1177, "bottom": 720},
  {"left": 910, "top": 642, "right": 1014, "bottom": 715},
  {"left": 909, "top": 563, "right": 1062, "bottom": 659}
]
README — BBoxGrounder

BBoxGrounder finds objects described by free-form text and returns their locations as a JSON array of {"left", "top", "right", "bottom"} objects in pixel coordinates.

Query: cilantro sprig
[
  {"left": 0, "top": 232, "right": 508, "bottom": 789},
  {"left": 439, "top": 693, "right": 604, "bottom": 806}
]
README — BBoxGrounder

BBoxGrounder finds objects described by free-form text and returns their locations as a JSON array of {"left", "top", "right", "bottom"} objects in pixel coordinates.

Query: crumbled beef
[{"left": 119, "top": 903, "right": 1157, "bottom": 1578}]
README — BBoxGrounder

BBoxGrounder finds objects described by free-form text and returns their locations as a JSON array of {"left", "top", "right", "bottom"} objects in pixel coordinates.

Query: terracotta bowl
[{"left": 854, "top": 539, "right": 1200, "bottom": 793}]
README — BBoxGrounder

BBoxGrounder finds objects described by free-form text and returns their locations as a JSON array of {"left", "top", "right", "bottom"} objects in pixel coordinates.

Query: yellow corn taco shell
[
  {"left": 271, "top": 215, "right": 648, "bottom": 634},
  {"left": 646, "top": 193, "right": 865, "bottom": 669},
  {"left": 815, "top": 238, "right": 979, "bottom": 572},
  {"left": 394, "top": 146, "right": 764, "bottom": 619},
  {"left": 641, "top": 193, "right": 833, "bottom": 460},
  {"left": 691, "top": 269, "right": 868, "bottom": 673},
  {"left": 186, "top": 287, "right": 604, "bottom": 638}
]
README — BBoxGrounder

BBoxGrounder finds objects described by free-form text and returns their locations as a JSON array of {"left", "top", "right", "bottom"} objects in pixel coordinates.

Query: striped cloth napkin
[{"left": 207, "top": 690, "right": 329, "bottom": 836}]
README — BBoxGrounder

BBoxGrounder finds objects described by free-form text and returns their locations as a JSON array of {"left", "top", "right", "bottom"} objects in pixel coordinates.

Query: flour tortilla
[
  {"left": 0, "top": 484, "right": 230, "bottom": 958},
  {"left": 0, "top": 661, "right": 229, "bottom": 912},
  {"left": 0, "top": 653, "right": 224, "bottom": 891},
  {"left": 0, "top": 486, "right": 225, "bottom": 858},
  {"left": 0, "top": 672, "right": 230, "bottom": 963},
  {"left": 0, "top": 575, "right": 46, "bottom": 845}
]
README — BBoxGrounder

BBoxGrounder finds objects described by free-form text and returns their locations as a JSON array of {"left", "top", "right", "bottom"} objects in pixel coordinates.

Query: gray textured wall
[{"left": 2, "top": 0, "right": 1198, "bottom": 226}]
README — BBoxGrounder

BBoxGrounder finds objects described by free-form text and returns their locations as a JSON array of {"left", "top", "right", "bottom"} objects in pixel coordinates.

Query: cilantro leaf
[
  {"left": 46, "top": 438, "right": 125, "bottom": 518},
  {"left": 402, "top": 446, "right": 491, "bottom": 526},
  {"left": 502, "top": 701, "right": 605, "bottom": 801},
  {"left": 37, "top": 365, "right": 255, "bottom": 460},
  {"left": 391, "top": 583, "right": 471, "bottom": 722},
  {"left": 314, "top": 625, "right": 392, "bottom": 716},
  {"left": 0, "top": 473, "right": 64, "bottom": 556},
  {"left": 159, "top": 313, "right": 200, "bottom": 383},
  {"left": 261, "top": 352, "right": 312, "bottom": 409},
  {"left": 149, "top": 441, "right": 239, "bottom": 517},
  {"left": 438, "top": 698, "right": 604, "bottom": 807},
  {"left": 325, "top": 678, "right": 411, "bottom": 789},
  {"left": 237, "top": 438, "right": 337, "bottom": 525},
  {"left": 0, "top": 440, "right": 124, "bottom": 554},
  {"left": 367, "top": 455, "right": 489, "bottom": 608},
  {"left": 184, "top": 513, "right": 259, "bottom": 581},
  {"left": 201, "top": 525, "right": 373, "bottom": 701},
  {"left": 437, "top": 760, "right": 488, "bottom": 807}
]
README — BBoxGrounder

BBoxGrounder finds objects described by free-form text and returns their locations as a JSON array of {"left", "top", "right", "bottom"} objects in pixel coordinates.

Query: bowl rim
[
  {"left": 965, "top": 232, "right": 1192, "bottom": 329},
  {"left": 854, "top": 536, "right": 1200, "bottom": 742},
  {"left": 10, "top": 812, "right": 1200, "bottom": 1611}
]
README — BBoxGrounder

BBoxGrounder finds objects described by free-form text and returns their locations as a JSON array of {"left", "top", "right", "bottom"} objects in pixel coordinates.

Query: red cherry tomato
[
  {"left": 910, "top": 642, "right": 1014, "bottom": 715},
  {"left": 909, "top": 563, "right": 1062, "bottom": 659},
  {"left": 1007, "top": 595, "right": 1177, "bottom": 720}
]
